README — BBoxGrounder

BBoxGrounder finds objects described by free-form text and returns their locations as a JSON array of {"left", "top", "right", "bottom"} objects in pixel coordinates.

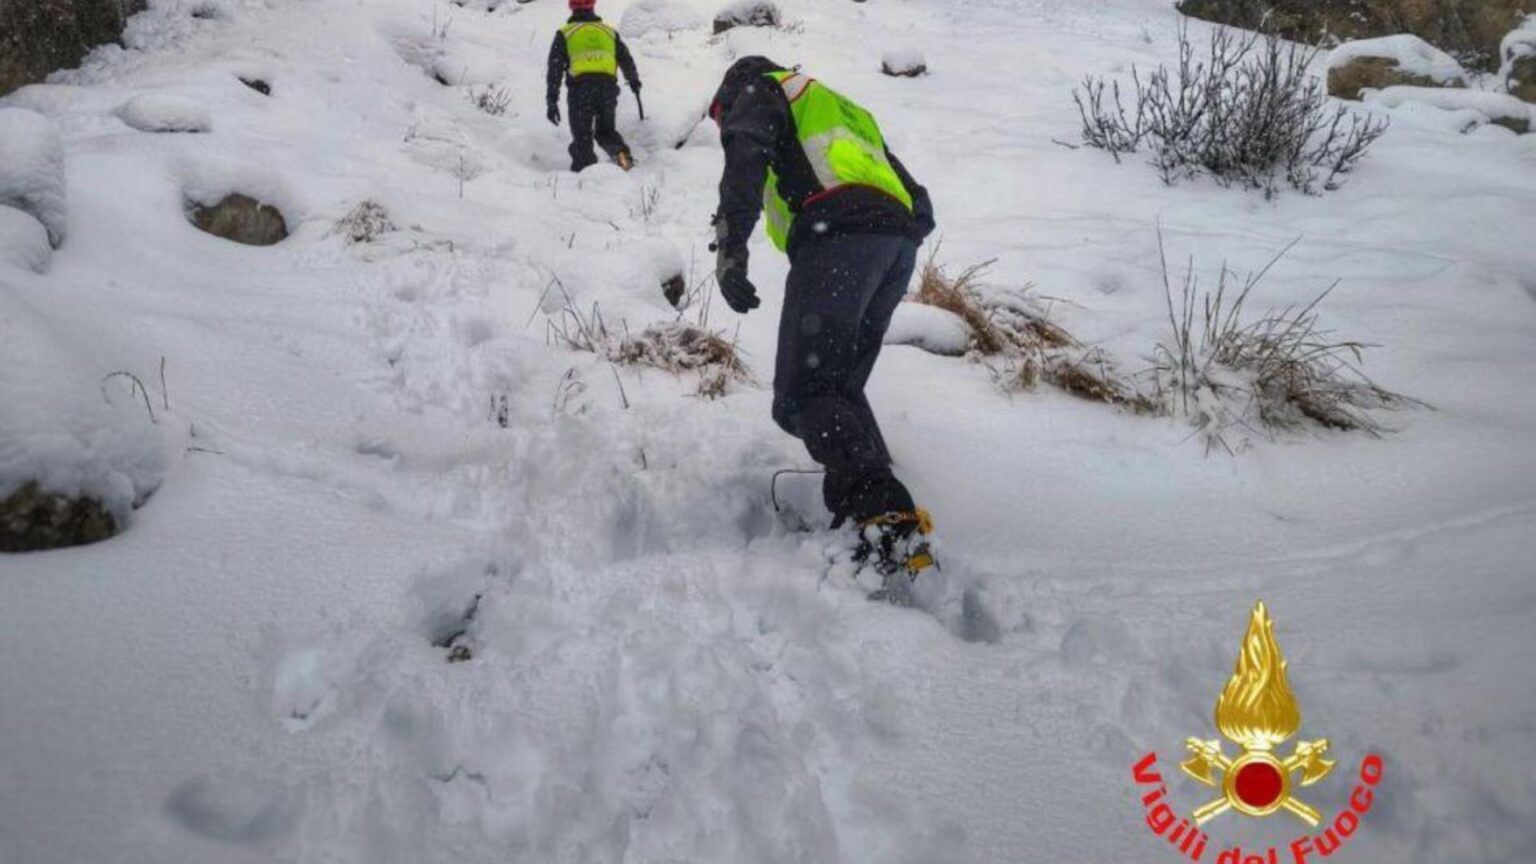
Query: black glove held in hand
[
  {"left": 713, "top": 215, "right": 760, "bottom": 314},
  {"left": 721, "top": 265, "right": 764, "bottom": 316},
  {"left": 547, "top": 104, "right": 561, "bottom": 126}
]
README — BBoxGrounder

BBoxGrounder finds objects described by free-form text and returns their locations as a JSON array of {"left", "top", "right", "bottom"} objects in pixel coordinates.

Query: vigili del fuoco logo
[{"left": 1132, "top": 602, "right": 1385, "bottom": 864}]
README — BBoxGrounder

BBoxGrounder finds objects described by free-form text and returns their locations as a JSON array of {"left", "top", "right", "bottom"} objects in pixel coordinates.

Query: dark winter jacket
[
  {"left": 546, "top": 12, "right": 641, "bottom": 107},
  {"left": 711, "top": 57, "right": 935, "bottom": 264}
]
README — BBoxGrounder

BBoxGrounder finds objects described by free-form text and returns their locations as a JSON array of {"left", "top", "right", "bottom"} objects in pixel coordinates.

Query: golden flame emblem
[{"left": 1181, "top": 602, "right": 1335, "bottom": 826}]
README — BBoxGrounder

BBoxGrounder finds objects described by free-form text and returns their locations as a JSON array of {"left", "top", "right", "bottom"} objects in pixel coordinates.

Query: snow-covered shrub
[
  {"left": 0, "top": 295, "right": 165, "bottom": 551},
  {"left": 1149, "top": 238, "right": 1421, "bottom": 452},
  {"left": 0, "top": 205, "right": 52, "bottom": 273},
  {"left": 331, "top": 200, "right": 396, "bottom": 244},
  {"left": 1326, "top": 35, "right": 1468, "bottom": 100},
  {"left": 467, "top": 83, "right": 512, "bottom": 116},
  {"left": 882, "top": 49, "right": 928, "bottom": 78},
  {"left": 116, "top": 93, "right": 212, "bottom": 133},
  {"left": 0, "top": 108, "right": 67, "bottom": 248},
  {"left": 713, "top": 0, "right": 781, "bottom": 35},
  {"left": 1074, "top": 26, "right": 1389, "bottom": 197},
  {"left": 621, "top": 0, "right": 707, "bottom": 37}
]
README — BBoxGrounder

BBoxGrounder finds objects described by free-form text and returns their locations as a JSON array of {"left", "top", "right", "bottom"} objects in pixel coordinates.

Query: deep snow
[{"left": 2, "top": 1, "right": 1534, "bottom": 863}]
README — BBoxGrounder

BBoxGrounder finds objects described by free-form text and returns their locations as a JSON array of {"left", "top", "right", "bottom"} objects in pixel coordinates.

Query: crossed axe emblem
[{"left": 1181, "top": 737, "right": 1335, "bottom": 826}]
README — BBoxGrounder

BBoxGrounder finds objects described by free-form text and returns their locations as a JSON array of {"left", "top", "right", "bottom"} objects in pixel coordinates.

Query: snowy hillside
[{"left": 2, "top": 1, "right": 1534, "bottom": 863}]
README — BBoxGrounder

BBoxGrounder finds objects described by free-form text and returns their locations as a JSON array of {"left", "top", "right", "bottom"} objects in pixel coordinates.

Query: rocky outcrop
[
  {"left": 0, "top": 482, "right": 117, "bottom": 553},
  {"left": 1178, "top": 0, "right": 1534, "bottom": 71},
  {"left": 0, "top": 0, "right": 148, "bottom": 96},
  {"left": 1504, "top": 24, "right": 1536, "bottom": 102},
  {"left": 1326, "top": 35, "right": 1468, "bottom": 99},
  {"left": 190, "top": 194, "right": 289, "bottom": 246}
]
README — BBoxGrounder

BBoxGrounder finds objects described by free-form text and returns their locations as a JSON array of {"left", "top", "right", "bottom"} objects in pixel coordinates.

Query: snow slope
[{"left": 2, "top": 1, "right": 1534, "bottom": 863}]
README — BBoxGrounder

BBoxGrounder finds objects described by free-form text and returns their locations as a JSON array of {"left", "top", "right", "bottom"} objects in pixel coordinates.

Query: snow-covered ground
[{"left": 2, "top": 1, "right": 1534, "bottom": 863}]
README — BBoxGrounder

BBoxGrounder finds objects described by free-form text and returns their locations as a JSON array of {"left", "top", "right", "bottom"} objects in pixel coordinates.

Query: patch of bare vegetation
[
  {"left": 1073, "top": 24, "right": 1389, "bottom": 197},
  {"left": 1149, "top": 234, "right": 1424, "bottom": 453},
  {"left": 332, "top": 200, "right": 396, "bottom": 244},
  {"left": 542, "top": 277, "right": 752, "bottom": 400},
  {"left": 912, "top": 255, "right": 1154, "bottom": 412}
]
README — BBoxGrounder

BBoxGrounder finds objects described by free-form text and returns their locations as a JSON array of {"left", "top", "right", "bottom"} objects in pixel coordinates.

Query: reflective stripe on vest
[
  {"left": 561, "top": 22, "right": 618, "bottom": 77},
  {"left": 761, "top": 71, "right": 914, "bottom": 254}
]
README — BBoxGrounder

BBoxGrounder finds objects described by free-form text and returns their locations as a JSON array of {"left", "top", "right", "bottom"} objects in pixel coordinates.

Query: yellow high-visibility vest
[
  {"left": 761, "top": 71, "right": 913, "bottom": 253},
  {"left": 561, "top": 22, "right": 618, "bottom": 77}
]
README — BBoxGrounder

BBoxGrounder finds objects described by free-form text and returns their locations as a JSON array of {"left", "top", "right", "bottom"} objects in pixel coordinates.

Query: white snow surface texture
[
  {"left": 2, "top": 1, "right": 1535, "bottom": 864},
  {"left": 0, "top": 107, "right": 68, "bottom": 247}
]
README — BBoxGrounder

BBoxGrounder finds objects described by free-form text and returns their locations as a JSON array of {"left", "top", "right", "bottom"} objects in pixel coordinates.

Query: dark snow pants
[
  {"left": 567, "top": 78, "right": 629, "bottom": 172},
  {"left": 773, "top": 233, "right": 919, "bottom": 525}
]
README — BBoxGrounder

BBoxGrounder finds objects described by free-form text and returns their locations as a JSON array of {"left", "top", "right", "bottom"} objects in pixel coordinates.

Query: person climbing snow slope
[
  {"left": 708, "top": 56, "right": 939, "bottom": 603},
  {"left": 545, "top": 0, "right": 641, "bottom": 172}
]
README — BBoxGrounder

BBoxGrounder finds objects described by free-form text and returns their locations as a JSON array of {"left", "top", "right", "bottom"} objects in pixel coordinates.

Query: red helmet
[{"left": 569, "top": 0, "right": 596, "bottom": 10}]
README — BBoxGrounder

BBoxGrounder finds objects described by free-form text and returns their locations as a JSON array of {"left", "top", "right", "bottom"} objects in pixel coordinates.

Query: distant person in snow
[
  {"left": 546, "top": 0, "right": 642, "bottom": 173},
  {"left": 708, "top": 56, "right": 938, "bottom": 602}
]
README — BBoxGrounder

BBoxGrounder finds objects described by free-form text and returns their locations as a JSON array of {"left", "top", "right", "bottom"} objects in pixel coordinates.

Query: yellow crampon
[{"left": 860, "top": 508, "right": 936, "bottom": 577}]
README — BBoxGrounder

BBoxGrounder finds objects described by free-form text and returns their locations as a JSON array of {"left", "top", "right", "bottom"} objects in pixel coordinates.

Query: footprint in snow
[{"left": 163, "top": 775, "right": 299, "bottom": 846}]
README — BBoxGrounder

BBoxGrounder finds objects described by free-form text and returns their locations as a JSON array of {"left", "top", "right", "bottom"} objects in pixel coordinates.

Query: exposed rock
[
  {"left": 713, "top": 0, "right": 781, "bottom": 35},
  {"left": 1178, "top": 0, "right": 1535, "bottom": 71},
  {"left": 1503, "top": 23, "right": 1536, "bottom": 102},
  {"left": 1327, "top": 35, "right": 1468, "bottom": 99},
  {"left": 0, "top": 0, "right": 149, "bottom": 96},
  {"left": 190, "top": 194, "right": 289, "bottom": 246},
  {"left": 1, "top": 481, "right": 118, "bottom": 553},
  {"left": 238, "top": 76, "right": 271, "bottom": 96},
  {"left": 662, "top": 273, "right": 686, "bottom": 308},
  {"left": 1330, "top": 57, "right": 1435, "bottom": 98},
  {"left": 882, "top": 50, "right": 929, "bottom": 78}
]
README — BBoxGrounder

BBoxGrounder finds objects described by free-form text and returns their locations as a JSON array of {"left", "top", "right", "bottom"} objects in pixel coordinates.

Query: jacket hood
[{"left": 710, "top": 56, "right": 786, "bottom": 123}]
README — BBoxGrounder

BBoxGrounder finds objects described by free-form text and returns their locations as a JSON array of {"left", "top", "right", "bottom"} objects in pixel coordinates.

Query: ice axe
[
  {"left": 633, "top": 88, "right": 646, "bottom": 122},
  {"left": 672, "top": 110, "right": 708, "bottom": 150}
]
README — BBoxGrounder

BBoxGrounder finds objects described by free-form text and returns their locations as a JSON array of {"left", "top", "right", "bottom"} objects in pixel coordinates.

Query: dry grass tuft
[
  {"left": 610, "top": 323, "right": 748, "bottom": 378},
  {"left": 1044, "top": 349, "right": 1161, "bottom": 414},
  {"left": 914, "top": 255, "right": 1077, "bottom": 357},
  {"left": 1150, "top": 232, "right": 1425, "bottom": 452},
  {"left": 914, "top": 257, "right": 1009, "bottom": 355},
  {"left": 542, "top": 276, "right": 752, "bottom": 401},
  {"left": 914, "top": 253, "right": 1153, "bottom": 412}
]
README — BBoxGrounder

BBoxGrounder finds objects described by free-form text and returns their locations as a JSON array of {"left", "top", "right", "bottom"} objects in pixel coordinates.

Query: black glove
[
  {"left": 630, "top": 80, "right": 642, "bottom": 93},
  {"left": 547, "top": 103, "right": 561, "bottom": 126},
  {"left": 718, "top": 265, "right": 760, "bottom": 314},
  {"left": 712, "top": 214, "right": 759, "bottom": 313}
]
